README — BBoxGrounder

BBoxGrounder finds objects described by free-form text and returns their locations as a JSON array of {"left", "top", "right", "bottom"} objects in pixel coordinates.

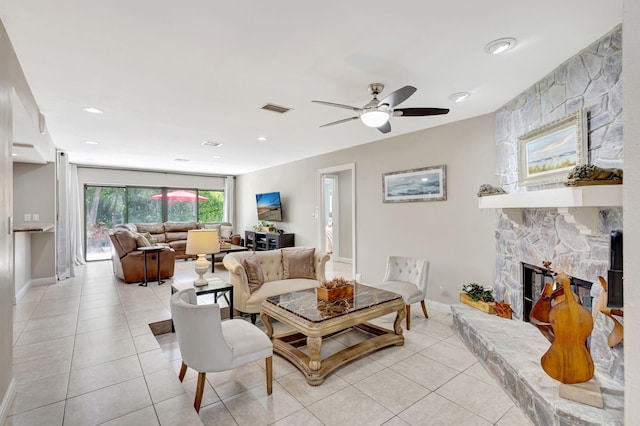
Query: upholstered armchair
[
  {"left": 170, "top": 288, "right": 273, "bottom": 412},
  {"left": 370, "top": 256, "right": 429, "bottom": 330}
]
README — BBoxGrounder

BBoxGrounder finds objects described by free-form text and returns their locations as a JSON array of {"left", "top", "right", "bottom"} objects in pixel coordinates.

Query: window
[
  {"left": 198, "top": 190, "right": 224, "bottom": 222},
  {"left": 127, "top": 187, "right": 162, "bottom": 223}
]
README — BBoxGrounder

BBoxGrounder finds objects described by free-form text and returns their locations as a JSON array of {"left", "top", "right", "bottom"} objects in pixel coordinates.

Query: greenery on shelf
[
  {"left": 462, "top": 283, "right": 495, "bottom": 302},
  {"left": 253, "top": 221, "right": 277, "bottom": 232}
]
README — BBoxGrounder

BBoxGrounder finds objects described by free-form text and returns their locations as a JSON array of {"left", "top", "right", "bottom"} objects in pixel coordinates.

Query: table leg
[
  {"left": 156, "top": 251, "right": 165, "bottom": 285},
  {"left": 229, "top": 288, "right": 234, "bottom": 319},
  {"left": 307, "top": 336, "right": 322, "bottom": 371},
  {"left": 393, "top": 306, "right": 406, "bottom": 335},
  {"left": 139, "top": 252, "right": 148, "bottom": 287},
  {"left": 261, "top": 313, "right": 273, "bottom": 338}
]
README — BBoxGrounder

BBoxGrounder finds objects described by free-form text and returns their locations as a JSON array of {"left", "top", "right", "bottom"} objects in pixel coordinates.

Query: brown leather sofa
[
  {"left": 132, "top": 221, "right": 241, "bottom": 259},
  {"left": 109, "top": 228, "right": 176, "bottom": 284}
]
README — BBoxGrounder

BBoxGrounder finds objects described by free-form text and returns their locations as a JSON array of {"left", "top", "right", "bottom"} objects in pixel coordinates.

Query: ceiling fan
[{"left": 312, "top": 83, "right": 449, "bottom": 134}]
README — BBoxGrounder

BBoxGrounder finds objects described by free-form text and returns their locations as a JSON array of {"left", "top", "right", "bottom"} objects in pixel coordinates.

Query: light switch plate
[
  {"left": 24, "top": 214, "right": 31, "bottom": 222},
  {"left": 32, "top": 213, "right": 40, "bottom": 221}
]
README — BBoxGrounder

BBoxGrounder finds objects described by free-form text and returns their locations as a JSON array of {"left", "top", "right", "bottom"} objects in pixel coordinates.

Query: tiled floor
[{"left": 7, "top": 259, "right": 532, "bottom": 425}]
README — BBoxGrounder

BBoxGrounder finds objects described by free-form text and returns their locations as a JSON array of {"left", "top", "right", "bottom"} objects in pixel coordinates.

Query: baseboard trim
[
  {"left": 334, "top": 257, "right": 352, "bottom": 264},
  {"left": 31, "top": 276, "right": 56, "bottom": 286},
  {"left": 0, "top": 379, "right": 16, "bottom": 424},
  {"left": 14, "top": 281, "right": 33, "bottom": 304}
]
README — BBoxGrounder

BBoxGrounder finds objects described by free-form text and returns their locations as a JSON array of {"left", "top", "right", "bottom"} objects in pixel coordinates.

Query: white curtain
[
  {"left": 57, "top": 151, "right": 85, "bottom": 280},
  {"left": 224, "top": 176, "right": 235, "bottom": 224}
]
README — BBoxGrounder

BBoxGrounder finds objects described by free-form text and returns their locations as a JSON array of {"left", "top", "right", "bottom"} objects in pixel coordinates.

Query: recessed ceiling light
[
  {"left": 212, "top": 155, "right": 222, "bottom": 159},
  {"left": 449, "top": 92, "right": 470, "bottom": 103},
  {"left": 11, "top": 153, "right": 18, "bottom": 157},
  {"left": 174, "top": 158, "right": 190, "bottom": 162},
  {"left": 82, "top": 107, "right": 104, "bottom": 114},
  {"left": 257, "top": 136, "right": 268, "bottom": 141},
  {"left": 202, "top": 140, "right": 223, "bottom": 147},
  {"left": 84, "top": 140, "right": 99, "bottom": 145},
  {"left": 485, "top": 38, "right": 517, "bottom": 55}
]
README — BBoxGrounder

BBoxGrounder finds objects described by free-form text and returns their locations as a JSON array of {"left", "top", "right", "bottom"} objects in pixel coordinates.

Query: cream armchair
[
  {"left": 370, "top": 256, "right": 429, "bottom": 330},
  {"left": 170, "top": 288, "right": 273, "bottom": 412}
]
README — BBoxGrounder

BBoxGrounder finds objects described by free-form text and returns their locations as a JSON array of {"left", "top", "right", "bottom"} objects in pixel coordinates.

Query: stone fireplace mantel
[{"left": 478, "top": 185, "right": 623, "bottom": 235}]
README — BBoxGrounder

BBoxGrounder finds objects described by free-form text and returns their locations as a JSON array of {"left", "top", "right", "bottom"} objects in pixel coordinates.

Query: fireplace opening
[{"left": 521, "top": 262, "right": 593, "bottom": 322}]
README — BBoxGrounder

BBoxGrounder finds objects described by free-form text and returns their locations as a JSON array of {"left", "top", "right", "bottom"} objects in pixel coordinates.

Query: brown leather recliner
[{"left": 109, "top": 229, "right": 176, "bottom": 284}]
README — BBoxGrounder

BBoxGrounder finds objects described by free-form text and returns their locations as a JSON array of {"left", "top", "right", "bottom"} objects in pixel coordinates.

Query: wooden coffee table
[{"left": 260, "top": 283, "right": 405, "bottom": 385}]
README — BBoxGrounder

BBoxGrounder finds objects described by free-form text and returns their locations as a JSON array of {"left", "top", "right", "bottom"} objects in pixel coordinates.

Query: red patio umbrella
[{"left": 151, "top": 190, "right": 207, "bottom": 201}]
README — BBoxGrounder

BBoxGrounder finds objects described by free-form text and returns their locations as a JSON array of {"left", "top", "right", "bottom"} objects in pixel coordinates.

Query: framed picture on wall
[
  {"left": 382, "top": 165, "right": 447, "bottom": 203},
  {"left": 518, "top": 110, "right": 588, "bottom": 186}
]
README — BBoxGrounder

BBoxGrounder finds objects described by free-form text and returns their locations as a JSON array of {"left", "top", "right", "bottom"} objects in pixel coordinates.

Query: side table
[
  {"left": 171, "top": 277, "right": 234, "bottom": 332},
  {"left": 139, "top": 246, "right": 165, "bottom": 287}
]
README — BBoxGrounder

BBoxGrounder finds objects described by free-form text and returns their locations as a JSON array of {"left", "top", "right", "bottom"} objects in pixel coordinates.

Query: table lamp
[{"left": 185, "top": 229, "right": 220, "bottom": 286}]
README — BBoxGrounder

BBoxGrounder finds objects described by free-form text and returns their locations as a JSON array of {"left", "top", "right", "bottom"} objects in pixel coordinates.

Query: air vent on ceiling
[
  {"left": 202, "top": 141, "right": 223, "bottom": 147},
  {"left": 174, "top": 158, "right": 190, "bottom": 162},
  {"left": 261, "top": 103, "right": 291, "bottom": 114}
]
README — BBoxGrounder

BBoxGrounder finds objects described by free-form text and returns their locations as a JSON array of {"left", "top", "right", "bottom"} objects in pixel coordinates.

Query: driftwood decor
[
  {"left": 540, "top": 273, "right": 595, "bottom": 384},
  {"left": 593, "top": 276, "right": 624, "bottom": 347},
  {"left": 494, "top": 301, "right": 513, "bottom": 319}
]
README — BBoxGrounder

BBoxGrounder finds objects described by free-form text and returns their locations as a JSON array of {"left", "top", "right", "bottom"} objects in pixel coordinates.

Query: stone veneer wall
[{"left": 492, "top": 25, "right": 624, "bottom": 385}]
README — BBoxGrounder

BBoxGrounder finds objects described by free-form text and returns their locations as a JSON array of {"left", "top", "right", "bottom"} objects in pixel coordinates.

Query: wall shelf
[{"left": 478, "top": 185, "right": 622, "bottom": 235}]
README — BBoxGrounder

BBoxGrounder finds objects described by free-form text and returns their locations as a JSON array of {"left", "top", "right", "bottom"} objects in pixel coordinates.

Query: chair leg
[
  {"left": 194, "top": 372, "right": 206, "bottom": 413},
  {"left": 250, "top": 314, "right": 257, "bottom": 324},
  {"left": 421, "top": 300, "right": 429, "bottom": 318},
  {"left": 406, "top": 304, "right": 411, "bottom": 330},
  {"left": 178, "top": 361, "right": 188, "bottom": 382},
  {"left": 266, "top": 356, "right": 273, "bottom": 395}
]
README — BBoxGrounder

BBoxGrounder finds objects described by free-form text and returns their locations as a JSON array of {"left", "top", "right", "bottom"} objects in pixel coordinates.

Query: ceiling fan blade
[
  {"left": 395, "top": 107, "right": 450, "bottom": 116},
  {"left": 378, "top": 85, "right": 417, "bottom": 109},
  {"left": 377, "top": 122, "right": 391, "bottom": 134},
  {"left": 312, "top": 100, "right": 362, "bottom": 112},
  {"left": 320, "top": 116, "right": 359, "bottom": 128}
]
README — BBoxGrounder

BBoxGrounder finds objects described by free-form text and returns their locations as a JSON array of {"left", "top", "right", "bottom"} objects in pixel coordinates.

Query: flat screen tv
[{"left": 256, "top": 192, "right": 283, "bottom": 222}]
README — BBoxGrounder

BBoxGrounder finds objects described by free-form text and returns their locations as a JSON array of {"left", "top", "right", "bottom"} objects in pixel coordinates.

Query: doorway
[{"left": 318, "top": 163, "right": 355, "bottom": 280}]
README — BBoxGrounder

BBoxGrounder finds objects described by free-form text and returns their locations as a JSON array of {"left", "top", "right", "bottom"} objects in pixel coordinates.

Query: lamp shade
[{"left": 185, "top": 229, "right": 220, "bottom": 255}]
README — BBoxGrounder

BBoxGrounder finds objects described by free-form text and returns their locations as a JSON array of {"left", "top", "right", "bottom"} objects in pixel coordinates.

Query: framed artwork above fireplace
[{"left": 518, "top": 110, "right": 588, "bottom": 187}]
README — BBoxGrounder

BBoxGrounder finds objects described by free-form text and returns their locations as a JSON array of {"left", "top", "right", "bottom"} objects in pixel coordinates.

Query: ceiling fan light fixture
[
  {"left": 360, "top": 109, "right": 390, "bottom": 128},
  {"left": 485, "top": 37, "right": 517, "bottom": 55}
]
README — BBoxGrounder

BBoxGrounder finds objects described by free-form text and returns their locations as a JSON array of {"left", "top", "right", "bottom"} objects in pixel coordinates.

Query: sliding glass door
[
  {"left": 84, "top": 185, "right": 225, "bottom": 261},
  {"left": 85, "top": 186, "right": 126, "bottom": 261}
]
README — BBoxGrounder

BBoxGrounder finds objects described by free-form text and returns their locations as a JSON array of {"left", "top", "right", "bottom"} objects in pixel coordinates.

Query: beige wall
[
  {"left": 337, "top": 169, "right": 352, "bottom": 260},
  {"left": 623, "top": 0, "right": 640, "bottom": 421},
  {"left": 237, "top": 113, "right": 496, "bottom": 304}
]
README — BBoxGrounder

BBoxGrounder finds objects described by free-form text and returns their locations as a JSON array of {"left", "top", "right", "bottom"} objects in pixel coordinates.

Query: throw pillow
[
  {"left": 220, "top": 225, "right": 233, "bottom": 240},
  {"left": 242, "top": 256, "right": 264, "bottom": 293},
  {"left": 134, "top": 232, "right": 152, "bottom": 248},
  {"left": 283, "top": 247, "right": 316, "bottom": 279}
]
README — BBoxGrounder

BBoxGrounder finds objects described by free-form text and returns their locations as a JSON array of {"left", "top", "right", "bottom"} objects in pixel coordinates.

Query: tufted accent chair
[
  {"left": 170, "top": 288, "right": 273, "bottom": 412},
  {"left": 370, "top": 256, "right": 429, "bottom": 330}
]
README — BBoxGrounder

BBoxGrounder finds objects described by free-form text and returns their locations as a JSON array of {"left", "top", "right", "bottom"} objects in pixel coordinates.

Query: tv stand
[{"left": 245, "top": 231, "right": 294, "bottom": 251}]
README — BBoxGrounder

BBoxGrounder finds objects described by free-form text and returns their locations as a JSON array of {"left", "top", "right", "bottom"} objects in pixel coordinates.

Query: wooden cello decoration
[{"left": 540, "top": 273, "right": 594, "bottom": 384}]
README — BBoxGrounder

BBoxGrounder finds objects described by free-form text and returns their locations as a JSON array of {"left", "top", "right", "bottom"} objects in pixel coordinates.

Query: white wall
[
  {"left": 77, "top": 166, "right": 226, "bottom": 189},
  {"left": 337, "top": 169, "right": 352, "bottom": 260},
  {"left": 237, "top": 113, "right": 496, "bottom": 305},
  {"left": 13, "top": 162, "right": 56, "bottom": 281},
  {"left": 623, "top": 0, "right": 640, "bottom": 422}
]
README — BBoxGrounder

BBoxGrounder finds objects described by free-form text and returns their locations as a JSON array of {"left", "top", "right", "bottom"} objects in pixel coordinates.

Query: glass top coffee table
[{"left": 260, "top": 283, "right": 405, "bottom": 385}]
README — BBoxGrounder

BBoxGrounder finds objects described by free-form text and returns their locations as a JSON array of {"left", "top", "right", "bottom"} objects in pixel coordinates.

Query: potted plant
[{"left": 460, "top": 283, "right": 496, "bottom": 314}]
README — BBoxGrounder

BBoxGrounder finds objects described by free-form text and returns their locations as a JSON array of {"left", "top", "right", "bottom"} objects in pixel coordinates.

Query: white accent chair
[
  {"left": 370, "top": 256, "right": 429, "bottom": 330},
  {"left": 170, "top": 288, "right": 273, "bottom": 412}
]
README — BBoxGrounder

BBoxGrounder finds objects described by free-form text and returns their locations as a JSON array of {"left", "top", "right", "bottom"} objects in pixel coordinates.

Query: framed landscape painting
[
  {"left": 382, "top": 165, "right": 447, "bottom": 203},
  {"left": 518, "top": 110, "right": 587, "bottom": 186}
]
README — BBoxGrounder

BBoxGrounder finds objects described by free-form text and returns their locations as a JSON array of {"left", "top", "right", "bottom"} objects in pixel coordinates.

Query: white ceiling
[{"left": 0, "top": 1, "right": 623, "bottom": 175}]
